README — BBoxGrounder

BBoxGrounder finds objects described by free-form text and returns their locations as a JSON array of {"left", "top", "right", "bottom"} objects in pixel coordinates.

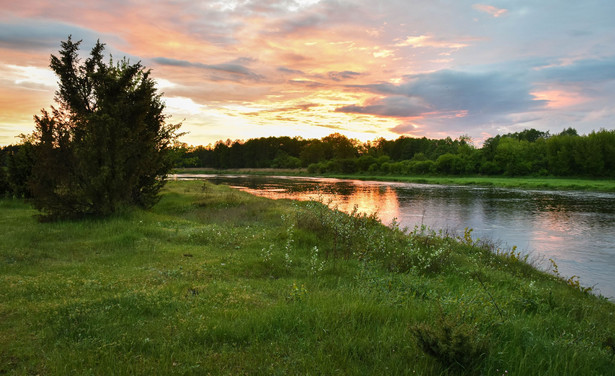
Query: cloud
[
  {"left": 336, "top": 96, "right": 429, "bottom": 117},
  {"left": 538, "top": 57, "right": 615, "bottom": 83},
  {"left": 328, "top": 71, "right": 362, "bottom": 82},
  {"left": 152, "top": 57, "right": 264, "bottom": 81},
  {"left": 268, "top": 12, "right": 327, "bottom": 35},
  {"left": 0, "top": 18, "right": 123, "bottom": 51},
  {"left": 278, "top": 66, "right": 305, "bottom": 75},
  {"left": 395, "top": 35, "right": 470, "bottom": 50},
  {"left": 243, "top": 103, "right": 320, "bottom": 116},
  {"left": 473, "top": 4, "right": 508, "bottom": 18},
  {"left": 350, "top": 69, "right": 546, "bottom": 117},
  {"left": 288, "top": 79, "right": 326, "bottom": 88}
]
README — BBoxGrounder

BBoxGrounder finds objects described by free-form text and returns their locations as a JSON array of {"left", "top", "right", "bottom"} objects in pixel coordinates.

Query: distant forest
[
  {"left": 168, "top": 128, "right": 615, "bottom": 178},
  {"left": 2, "top": 128, "right": 615, "bottom": 196}
]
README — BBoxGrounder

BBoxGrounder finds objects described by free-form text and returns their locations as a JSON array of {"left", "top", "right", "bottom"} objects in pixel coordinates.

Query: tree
[
  {"left": 29, "top": 36, "right": 181, "bottom": 219},
  {"left": 0, "top": 165, "right": 8, "bottom": 197},
  {"left": 6, "top": 140, "right": 36, "bottom": 197}
]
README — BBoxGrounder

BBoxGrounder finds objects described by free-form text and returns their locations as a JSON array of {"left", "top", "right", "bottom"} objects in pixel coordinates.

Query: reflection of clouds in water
[
  {"left": 337, "top": 185, "right": 401, "bottom": 226},
  {"left": 238, "top": 181, "right": 401, "bottom": 226}
]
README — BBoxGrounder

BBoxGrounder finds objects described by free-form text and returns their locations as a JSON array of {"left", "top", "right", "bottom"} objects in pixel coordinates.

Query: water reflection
[
  {"left": 230, "top": 177, "right": 402, "bottom": 225},
  {"left": 179, "top": 174, "right": 615, "bottom": 300}
]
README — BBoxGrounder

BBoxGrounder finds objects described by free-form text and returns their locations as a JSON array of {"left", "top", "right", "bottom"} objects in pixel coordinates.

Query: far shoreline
[{"left": 173, "top": 168, "right": 615, "bottom": 193}]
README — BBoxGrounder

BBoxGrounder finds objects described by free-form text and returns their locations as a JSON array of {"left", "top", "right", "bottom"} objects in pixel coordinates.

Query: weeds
[
  {"left": 549, "top": 258, "right": 594, "bottom": 294},
  {"left": 308, "top": 246, "right": 325, "bottom": 276},
  {"left": 261, "top": 244, "right": 273, "bottom": 264},
  {"left": 290, "top": 196, "right": 454, "bottom": 275},
  {"left": 287, "top": 281, "right": 308, "bottom": 302}
]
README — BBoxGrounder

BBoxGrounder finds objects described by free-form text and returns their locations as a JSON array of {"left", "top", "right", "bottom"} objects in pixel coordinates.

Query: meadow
[{"left": 1, "top": 180, "right": 614, "bottom": 375}]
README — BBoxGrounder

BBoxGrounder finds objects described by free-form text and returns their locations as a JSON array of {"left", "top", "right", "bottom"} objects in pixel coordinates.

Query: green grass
[
  {"left": 1, "top": 181, "right": 614, "bottom": 375},
  {"left": 327, "top": 174, "right": 615, "bottom": 192}
]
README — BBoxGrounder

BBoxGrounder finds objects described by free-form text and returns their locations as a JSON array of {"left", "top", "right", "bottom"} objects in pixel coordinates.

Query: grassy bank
[
  {"left": 1, "top": 181, "right": 614, "bottom": 375},
  {"left": 176, "top": 168, "right": 615, "bottom": 192}
]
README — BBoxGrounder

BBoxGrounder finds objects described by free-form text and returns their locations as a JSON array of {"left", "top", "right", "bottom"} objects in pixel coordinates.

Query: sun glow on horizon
[{"left": 1, "top": 1, "right": 614, "bottom": 146}]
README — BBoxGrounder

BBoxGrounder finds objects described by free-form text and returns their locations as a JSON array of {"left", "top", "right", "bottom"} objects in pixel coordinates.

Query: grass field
[{"left": 1, "top": 181, "right": 614, "bottom": 375}]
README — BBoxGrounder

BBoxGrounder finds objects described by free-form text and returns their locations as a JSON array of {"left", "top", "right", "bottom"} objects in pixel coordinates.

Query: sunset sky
[{"left": 1, "top": 0, "right": 615, "bottom": 146}]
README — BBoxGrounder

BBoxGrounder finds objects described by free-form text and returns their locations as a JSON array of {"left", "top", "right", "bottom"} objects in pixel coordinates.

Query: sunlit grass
[
  {"left": 326, "top": 174, "right": 615, "bottom": 192},
  {"left": 1, "top": 180, "right": 614, "bottom": 375}
]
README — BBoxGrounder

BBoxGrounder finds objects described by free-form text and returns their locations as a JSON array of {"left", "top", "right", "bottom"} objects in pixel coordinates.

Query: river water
[{"left": 178, "top": 174, "right": 615, "bottom": 300}]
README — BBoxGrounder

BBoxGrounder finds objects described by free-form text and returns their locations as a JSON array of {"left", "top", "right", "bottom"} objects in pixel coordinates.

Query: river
[{"left": 177, "top": 174, "right": 615, "bottom": 300}]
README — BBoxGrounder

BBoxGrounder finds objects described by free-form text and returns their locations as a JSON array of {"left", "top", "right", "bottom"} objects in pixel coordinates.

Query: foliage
[
  {"left": 4, "top": 141, "right": 36, "bottom": 198},
  {"left": 0, "top": 167, "right": 8, "bottom": 197},
  {"left": 412, "top": 312, "right": 487, "bottom": 372},
  {"left": 172, "top": 128, "right": 615, "bottom": 178},
  {"left": 26, "top": 37, "right": 181, "bottom": 220}
]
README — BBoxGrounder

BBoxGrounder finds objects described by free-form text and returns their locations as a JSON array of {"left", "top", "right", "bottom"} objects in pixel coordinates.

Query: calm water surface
[{"left": 179, "top": 174, "right": 615, "bottom": 299}]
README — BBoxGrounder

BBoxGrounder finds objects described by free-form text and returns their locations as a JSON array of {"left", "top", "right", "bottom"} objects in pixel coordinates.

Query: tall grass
[{"left": 1, "top": 180, "right": 613, "bottom": 375}]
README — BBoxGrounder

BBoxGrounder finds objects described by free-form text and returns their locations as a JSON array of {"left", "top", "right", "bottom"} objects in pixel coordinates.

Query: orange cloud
[
  {"left": 395, "top": 35, "right": 469, "bottom": 50},
  {"left": 531, "top": 90, "right": 588, "bottom": 109},
  {"left": 473, "top": 4, "right": 508, "bottom": 18}
]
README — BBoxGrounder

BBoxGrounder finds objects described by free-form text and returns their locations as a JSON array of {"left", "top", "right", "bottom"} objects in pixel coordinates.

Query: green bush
[
  {"left": 412, "top": 312, "right": 487, "bottom": 372},
  {"left": 27, "top": 37, "right": 181, "bottom": 220}
]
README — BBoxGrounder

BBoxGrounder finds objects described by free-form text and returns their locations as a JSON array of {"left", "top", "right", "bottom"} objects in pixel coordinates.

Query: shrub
[
  {"left": 6, "top": 142, "right": 36, "bottom": 198},
  {"left": 27, "top": 37, "right": 181, "bottom": 220},
  {"left": 412, "top": 313, "right": 487, "bottom": 372}
]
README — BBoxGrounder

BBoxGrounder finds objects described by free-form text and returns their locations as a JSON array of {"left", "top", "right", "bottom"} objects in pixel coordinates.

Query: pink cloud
[
  {"left": 395, "top": 35, "right": 469, "bottom": 50},
  {"left": 473, "top": 4, "right": 508, "bottom": 18}
]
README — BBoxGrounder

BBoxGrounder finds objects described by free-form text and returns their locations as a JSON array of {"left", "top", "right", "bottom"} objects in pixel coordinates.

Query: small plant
[
  {"left": 284, "top": 252, "right": 293, "bottom": 270},
  {"left": 549, "top": 258, "right": 593, "bottom": 293},
  {"left": 549, "top": 258, "right": 560, "bottom": 276},
  {"left": 411, "top": 244, "right": 450, "bottom": 274},
  {"left": 411, "top": 312, "right": 487, "bottom": 372},
  {"left": 497, "top": 245, "right": 528, "bottom": 263},
  {"left": 287, "top": 281, "right": 308, "bottom": 302},
  {"left": 308, "top": 246, "right": 325, "bottom": 276},
  {"left": 282, "top": 217, "right": 295, "bottom": 270},
  {"left": 566, "top": 275, "right": 593, "bottom": 294},
  {"left": 261, "top": 244, "right": 273, "bottom": 264},
  {"left": 460, "top": 227, "right": 475, "bottom": 245}
]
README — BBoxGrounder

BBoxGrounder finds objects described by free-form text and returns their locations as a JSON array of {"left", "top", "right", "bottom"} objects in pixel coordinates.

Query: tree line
[
  {"left": 3, "top": 123, "right": 615, "bottom": 204},
  {"left": 4, "top": 127, "right": 614, "bottom": 201},
  {"left": 167, "top": 127, "right": 615, "bottom": 177}
]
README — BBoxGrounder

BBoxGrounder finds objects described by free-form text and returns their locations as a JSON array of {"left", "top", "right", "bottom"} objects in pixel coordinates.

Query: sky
[{"left": 1, "top": 0, "right": 615, "bottom": 146}]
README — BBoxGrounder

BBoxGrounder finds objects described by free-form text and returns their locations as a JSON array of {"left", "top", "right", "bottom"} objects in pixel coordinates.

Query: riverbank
[
  {"left": 1, "top": 181, "right": 614, "bottom": 375},
  {"left": 176, "top": 168, "right": 615, "bottom": 192}
]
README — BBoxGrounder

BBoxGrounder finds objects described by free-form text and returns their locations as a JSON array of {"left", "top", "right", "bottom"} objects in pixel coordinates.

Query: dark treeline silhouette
[
  {"left": 2, "top": 128, "right": 615, "bottom": 199},
  {"left": 166, "top": 128, "right": 615, "bottom": 178}
]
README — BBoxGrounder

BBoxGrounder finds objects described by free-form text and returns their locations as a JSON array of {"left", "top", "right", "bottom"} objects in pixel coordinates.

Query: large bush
[{"left": 28, "top": 37, "right": 181, "bottom": 220}]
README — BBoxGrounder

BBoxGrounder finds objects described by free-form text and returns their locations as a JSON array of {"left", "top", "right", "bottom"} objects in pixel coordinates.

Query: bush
[
  {"left": 413, "top": 160, "right": 435, "bottom": 174},
  {"left": 6, "top": 142, "right": 36, "bottom": 198},
  {"left": 356, "top": 155, "right": 376, "bottom": 172},
  {"left": 412, "top": 312, "right": 487, "bottom": 372},
  {"left": 28, "top": 37, "right": 181, "bottom": 220},
  {"left": 479, "top": 161, "right": 502, "bottom": 175},
  {"left": 307, "top": 163, "right": 321, "bottom": 174}
]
